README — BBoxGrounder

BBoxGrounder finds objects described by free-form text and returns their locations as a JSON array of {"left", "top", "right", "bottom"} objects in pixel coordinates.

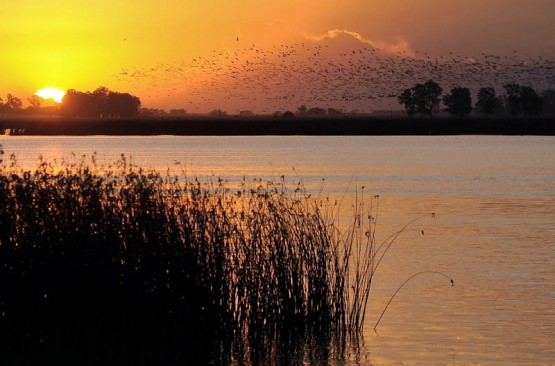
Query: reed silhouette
[{"left": 0, "top": 149, "right": 440, "bottom": 364}]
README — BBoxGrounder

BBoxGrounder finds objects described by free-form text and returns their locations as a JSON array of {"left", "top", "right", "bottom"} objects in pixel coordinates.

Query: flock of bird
[{"left": 113, "top": 40, "right": 555, "bottom": 113}]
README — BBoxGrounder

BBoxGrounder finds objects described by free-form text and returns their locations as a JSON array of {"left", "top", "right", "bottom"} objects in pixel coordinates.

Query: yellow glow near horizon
[
  {"left": 1, "top": 1, "right": 554, "bottom": 110},
  {"left": 36, "top": 88, "right": 66, "bottom": 103}
]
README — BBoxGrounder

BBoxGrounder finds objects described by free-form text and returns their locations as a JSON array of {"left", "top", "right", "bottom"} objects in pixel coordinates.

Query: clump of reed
[{"left": 0, "top": 148, "right": 433, "bottom": 364}]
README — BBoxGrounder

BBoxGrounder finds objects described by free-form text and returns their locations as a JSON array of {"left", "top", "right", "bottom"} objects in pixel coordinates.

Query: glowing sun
[{"left": 35, "top": 88, "right": 66, "bottom": 103}]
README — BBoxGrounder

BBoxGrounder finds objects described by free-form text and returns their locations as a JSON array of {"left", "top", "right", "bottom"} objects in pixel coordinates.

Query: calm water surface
[{"left": 1, "top": 135, "right": 554, "bottom": 365}]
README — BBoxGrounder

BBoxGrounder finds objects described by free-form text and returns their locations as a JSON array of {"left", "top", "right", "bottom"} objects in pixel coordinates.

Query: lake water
[{"left": 1, "top": 135, "right": 554, "bottom": 365}]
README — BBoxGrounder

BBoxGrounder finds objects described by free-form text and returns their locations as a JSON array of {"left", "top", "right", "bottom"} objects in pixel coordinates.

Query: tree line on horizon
[
  {"left": 0, "top": 87, "right": 141, "bottom": 118},
  {"left": 1, "top": 83, "right": 554, "bottom": 119},
  {"left": 397, "top": 81, "right": 555, "bottom": 119}
]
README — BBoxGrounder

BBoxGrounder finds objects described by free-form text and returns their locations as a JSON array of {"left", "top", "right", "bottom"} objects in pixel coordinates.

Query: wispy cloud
[{"left": 303, "top": 29, "right": 414, "bottom": 56}]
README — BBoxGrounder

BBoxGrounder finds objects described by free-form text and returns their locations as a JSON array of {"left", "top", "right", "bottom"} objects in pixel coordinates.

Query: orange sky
[{"left": 1, "top": 0, "right": 554, "bottom": 112}]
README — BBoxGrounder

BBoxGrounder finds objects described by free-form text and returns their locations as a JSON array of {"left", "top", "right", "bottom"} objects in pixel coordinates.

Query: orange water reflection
[{"left": 1, "top": 135, "right": 553, "bottom": 364}]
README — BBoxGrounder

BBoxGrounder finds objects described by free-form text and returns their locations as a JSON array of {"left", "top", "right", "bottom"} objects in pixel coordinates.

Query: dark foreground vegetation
[
  {"left": 1, "top": 116, "right": 555, "bottom": 136},
  {"left": 0, "top": 150, "right": 409, "bottom": 365}
]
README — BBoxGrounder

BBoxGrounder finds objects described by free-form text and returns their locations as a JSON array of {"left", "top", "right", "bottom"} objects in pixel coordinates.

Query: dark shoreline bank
[{"left": 1, "top": 117, "right": 554, "bottom": 136}]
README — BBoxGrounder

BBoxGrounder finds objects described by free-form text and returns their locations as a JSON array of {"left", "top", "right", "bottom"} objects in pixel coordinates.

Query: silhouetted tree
[
  {"left": 209, "top": 109, "right": 227, "bottom": 118},
  {"left": 503, "top": 84, "right": 542, "bottom": 118},
  {"left": 140, "top": 108, "right": 168, "bottom": 118},
  {"left": 282, "top": 111, "right": 295, "bottom": 118},
  {"left": 105, "top": 92, "right": 141, "bottom": 118},
  {"left": 297, "top": 105, "right": 307, "bottom": 115},
  {"left": 28, "top": 95, "right": 42, "bottom": 109},
  {"left": 92, "top": 87, "right": 110, "bottom": 117},
  {"left": 61, "top": 87, "right": 141, "bottom": 118},
  {"left": 6, "top": 94, "right": 22, "bottom": 111},
  {"left": 443, "top": 87, "right": 472, "bottom": 118},
  {"left": 542, "top": 89, "right": 555, "bottom": 116},
  {"left": 475, "top": 87, "right": 500, "bottom": 119},
  {"left": 398, "top": 81, "right": 443, "bottom": 118},
  {"left": 239, "top": 110, "right": 254, "bottom": 117},
  {"left": 169, "top": 109, "right": 187, "bottom": 117},
  {"left": 414, "top": 80, "right": 443, "bottom": 118},
  {"left": 61, "top": 89, "right": 91, "bottom": 117},
  {"left": 398, "top": 88, "right": 416, "bottom": 117},
  {"left": 520, "top": 86, "right": 542, "bottom": 118},
  {"left": 327, "top": 108, "right": 343, "bottom": 117},
  {"left": 503, "top": 83, "right": 523, "bottom": 117},
  {"left": 306, "top": 107, "right": 326, "bottom": 116}
]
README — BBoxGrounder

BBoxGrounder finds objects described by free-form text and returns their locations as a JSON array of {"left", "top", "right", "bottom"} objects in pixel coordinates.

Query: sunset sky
[{"left": 2, "top": 0, "right": 554, "bottom": 112}]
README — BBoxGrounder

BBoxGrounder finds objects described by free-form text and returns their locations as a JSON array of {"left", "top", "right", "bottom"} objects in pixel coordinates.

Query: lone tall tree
[
  {"left": 443, "top": 87, "right": 472, "bottom": 118},
  {"left": 475, "top": 87, "right": 499, "bottom": 118}
]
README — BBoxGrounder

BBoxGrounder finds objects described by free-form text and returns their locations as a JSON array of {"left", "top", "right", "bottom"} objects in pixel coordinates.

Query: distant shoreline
[{"left": 1, "top": 117, "right": 554, "bottom": 136}]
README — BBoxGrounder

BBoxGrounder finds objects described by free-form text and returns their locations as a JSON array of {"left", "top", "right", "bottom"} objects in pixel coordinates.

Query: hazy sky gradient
[{"left": 1, "top": 0, "right": 554, "bottom": 110}]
